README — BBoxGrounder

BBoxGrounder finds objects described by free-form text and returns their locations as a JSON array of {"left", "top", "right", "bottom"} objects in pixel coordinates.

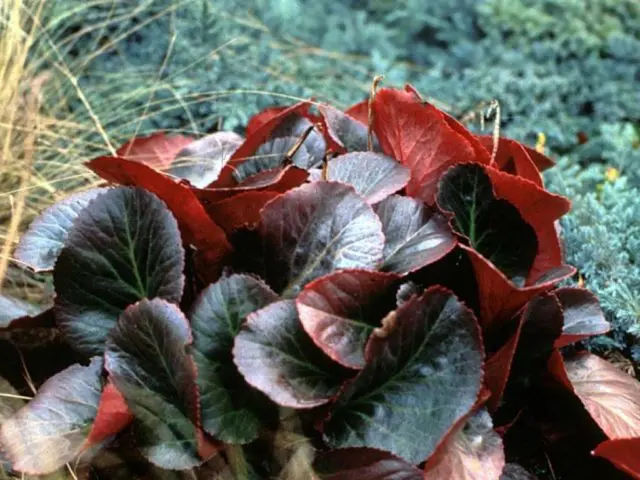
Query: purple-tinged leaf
[
  {"left": 168, "top": 131, "right": 244, "bottom": 188},
  {"left": 323, "top": 287, "right": 484, "bottom": 464},
  {"left": 297, "top": 270, "right": 400, "bottom": 368},
  {"left": 105, "top": 298, "right": 206, "bottom": 470},
  {"left": 54, "top": 187, "right": 185, "bottom": 356},
  {"left": 326, "top": 152, "right": 410, "bottom": 204},
  {"left": 0, "top": 294, "right": 53, "bottom": 330},
  {"left": 0, "top": 357, "right": 104, "bottom": 475},
  {"left": 423, "top": 408, "right": 505, "bottom": 479},
  {"left": 314, "top": 448, "right": 423, "bottom": 480},
  {"left": 259, "top": 181, "right": 384, "bottom": 296},
  {"left": 554, "top": 288, "right": 610, "bottom": 348},
  {"left": 270, "top": 113, "right": 326, "bottom": 164},
  {"left": 319, "top": 104, "right": 381, "bottom": 152},
  {"left": 190, "top": 274, "right": 279, "bottom": 444},
  {"left": 14, "top": 188, "right": 107, "bottom": 272},
  {"left": 376, "top": 195, "right": 457, "bottom": 274},
  {"left": 233, "top": 300, "right": 353, "bottom": 409},
  {"left": 437, "top": 164, "right": 538, "bottom": 285}
]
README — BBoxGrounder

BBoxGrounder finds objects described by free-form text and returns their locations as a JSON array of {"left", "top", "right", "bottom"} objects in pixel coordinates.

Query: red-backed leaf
[
  {"left": 323, "top": 287, "right": 484, "bottom": 464},
  {"left": 464, "top": 246, "right": 575, "bottom": 327},
  {"left": 246, "top": 106, "right": 289, "bottom": 137},
  {"left": 439, "top": 114, "right": 491, "bottom": 166},
  {"left": 484, "top": 316, "right": 525, "bottom": 413},
  {"left": 314, "top": 448, "right": 423, "bottom": 480},
  {"left": 423, "top": 408, "right": 505, "bottom": 480},
  {"left": 259, "top": 181, "right": 384, "bottom": 296},
  {"left": 0, "top": 357, "right": 104, "bottom": 475},
  {"left": 437, "top": 164, "right": 539, "bottom": 284},
  {"left": 476, "top": 135, "right": 555, "bottom": 172},
  {"left": 326, "top": 152, "right": 410, "bottom": 204},
  {"left": 205, "top": 191, "right": 280, "bottom": 235},
  {"left": 554, "top": 288, "right": 610, "bottom": 348},
  {"left": 345, "top": 99, "right": 369, "bottom": 125},
  {"left": 371, "top": 88, "right": 485, "bottom": 203},
  {"left": 194, "top": 165, "right": 308, "bottom": 205},
  {"left": 54, "top": 187, "right": 185, "bottom": 356},
  {"left": 85, "top": 382, "right": 132, "bottom": 446},
  {"left": 484, "top": 167, "right": 571, "bottom": 282},
  {"left": 213, "top": 102, "right": 312, "bottom": 187},
  {"left": 375, "top": 195, "right": 457, "bottom": 274},
  {"left": 116, "top": 132, "right": 193, "bottom": 169},
  {"left": 564, "top": 352, "right": 640, "bottom": 439},
  {"left": 547, "top": 349, "right": 573, "bottom": 390},
  {"left": 168, "top": 131, "right": 244, "bottom": 188},
  {"left": 296, "top": 269, "right": 400, "bottom": 369},
  {"left": 593, "top": 438, "right": 640, "bottom": 479},
  {"left": 190, "top": 275, "right": 279, "bottom": 444},
  {"left": 476, "top": 136, "right": 543, "bottom": 186},
  {"left": 86, "top": 156, "right": 232, "bottom": 278},
  {"left": 0, "top": 295, "right": 54, "bottom": 330},
  {"left": 233, "top": 300, "right": 353, "bottom": 408},
  {"left": 319, "top": 104, "right": 381, "bottom": 153},
  {"left": 105, "top": 298, "right": 214, "bottom": 469},
  {"left": 14, "top": 188, "right": 108, "bottom": 272}
]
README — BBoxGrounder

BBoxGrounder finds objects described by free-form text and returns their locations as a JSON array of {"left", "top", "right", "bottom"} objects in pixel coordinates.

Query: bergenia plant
[{"left": 2, "top": 84, "right": 639, "bottom": 479}]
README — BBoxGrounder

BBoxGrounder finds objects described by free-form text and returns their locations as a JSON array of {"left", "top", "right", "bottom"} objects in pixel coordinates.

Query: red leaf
[
  {"left": 371, "top": 88, "right": 486, "bottom": 204},
  {"left": 245, "top": 106, "right": 289, "bottom": 137},
  {"left": 116, "top": 132, "right": 193, "bottom": 169},
  {"left": 464, "top": 246, "right": 574, "bottom": 327},
  {"left": 423, "top": 408, "right": 505, "bottom": 480},
  {"left": 87, "top": 157, "right": 232, "bottom": 279},
  {"left": 345, "top": 99, "right": 369, "bottom": 125},
  {"left": 483, "top": 167, "right": 571, "bottom": 282},
  {"left": 593, "top": 438, "right": 640, "bottom": 479},
  {"left": 564, "top": 352, "right": 640, "bottom": 439},
  {"left": 211, "top": 102, "right": 312, "bottom": 188},
  {"left": 205, "top": 191, "right": 280, "bottom": 235},
  {"left": 547, "top": 349, "right": 573, "bottom": 391},
  {"left": 85, "top": 382, "right": 132, "bottom": 446},
  {"left": 476, "top": 136, "right": 543, "bottom": 186}
]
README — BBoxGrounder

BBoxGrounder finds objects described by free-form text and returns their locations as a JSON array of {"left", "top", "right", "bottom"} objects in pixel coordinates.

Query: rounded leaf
[
  {"left": 233, "top": 300, "right": 353, "bottom": 408},
  {"left": 323, "top": 287, "right": 484, "bottom": 464},
  {"left": 54, "top": 187, "right": 185, "bottom": 356}
]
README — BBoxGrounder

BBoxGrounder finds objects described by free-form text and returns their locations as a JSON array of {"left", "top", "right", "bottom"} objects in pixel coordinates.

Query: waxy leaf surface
[
  {"left": 554, "top": 288, "right": 610, "bottom": 347},
  {"left": 319, "top": 104, "right": 381, "bottom": 152},
  {"left": 314, "top": 448, "right": 423, "bottom": 480}
]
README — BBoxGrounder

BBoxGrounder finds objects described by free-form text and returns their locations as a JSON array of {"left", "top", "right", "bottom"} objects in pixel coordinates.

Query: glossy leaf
[
  {"left": 375, "top": 194, "right": 457, "bottom": 274},
  {"left": 564, "top": 352, "right": 640, "bottom": 439},
  {"left": 554, "top": 288, "right": 610, "bottom": 348},
  {"left": 190, "top": 274, "right": 279, "bottom": 444},
  {"left": 205, "top": 191, "right": 280, "bottom": 235},
  {"left": 371, "top": 88, "right": 484, "bottom": 203},
  {"left": 314, "top": 448, "right": 423, "bottom": 480},
  {"left": 233, "top": 300, "right": 353, "bottom": 408},
  {"left": 297, "top": 269, "right": 400, "bottom": 368},
  {"left": 116, "top": 132, "right": 193, "bottom": 169},
  {"left": 269, "top": 113, "right": 326, "bottom": 165},
  {"left": 423, "top": 408, "right": 505, "bottom": 480},
  {"left": 259, "top": 181, "right": 384, "bottom": 296},
  {"left": 437, "top": 163, "right": 538, "bottom": 284},
  {"left": 54, "top": 187, "right": 185, "bottom": 356},
  {"left": 14, "top": 188, "right": 107, "bottom": 272},
  {"left": 593, "top": 438, "right": 640, "bottom": 479},
  {"left": 0, "top": 295, "right": 53, "bottom": 330},
  {"left": 325, "top": 152, "right": 410, "bottom": 204},
  {"left": 168, "top": 131, "right": 243, "bottom": 187},
  {"left": 323, "top": 287, "right": 484, "bottom": 464},
  {"left": 0, "top": 357, "right": 104, "bottom": 475},
  {"left": 105, "top": 298, "right": 205, "bottom": 469},
  {"left": 319, "top": 104, "right": 381, "bottom": 152}
]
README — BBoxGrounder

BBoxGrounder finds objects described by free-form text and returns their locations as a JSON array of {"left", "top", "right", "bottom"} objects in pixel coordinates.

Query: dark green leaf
[
  {"left": 0, "top": 357, "right": 103, "bottom": 475},
  {"left": 233, "top": 300, "right": 353, "bottom": 408},
  {"left": 326, "top": 153, "right": 410, "bottom": 204},
  {"left": 190, "top": 274, "right": 279, "bottom": 444},
  {"left": 436, "top": 164, "right": 538, "bottom": 283},
  {"left": 54, "top": 187, "right": 185, "bottom": 356},
  {"left": 260, "top": 181, "right": 384, "bottom": 296},
  {"left": 376, "top": 195, "right": 457, "bottom": 274},
  {"left": 14, "top": 188, "right": 107, "bottom": 272},
  {"left": 297, "top": 270, "right": 400, "bottom": 368},
  {"left": 323, "top": 287, "right": 484, "bottom": 464},
  {"left": 105, "top": 298, "right": 202, "bottom": 470}
]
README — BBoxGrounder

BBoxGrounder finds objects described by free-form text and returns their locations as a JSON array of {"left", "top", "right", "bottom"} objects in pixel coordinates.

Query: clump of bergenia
[{"left": 2, "top": 84, "right": 639, "bottom": 479}]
